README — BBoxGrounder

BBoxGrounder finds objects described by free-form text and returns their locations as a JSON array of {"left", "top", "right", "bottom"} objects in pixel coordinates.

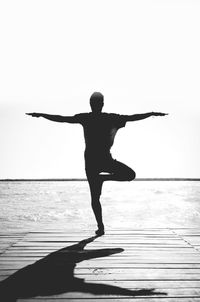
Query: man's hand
[
  {"left": 152, "top": 112, "right": 168, "bottom": 116},
  {"left": 26, "top": 113, "right": 42, "bottom": 118},
  {"left": 26, "top": 113, "right": 78, "bottom": 123}
]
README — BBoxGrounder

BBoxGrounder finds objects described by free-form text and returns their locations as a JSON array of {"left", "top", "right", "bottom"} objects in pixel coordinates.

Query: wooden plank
[
  {"left": 12, "top": 243, "right": 189, "bottom": 248},
  {"left": 14, "top": 288, "right": 200, "bottom": 298},
  {"left": 22, "top": 235, "right": 177, "bottom": 239},
  {"left": 19, "top": 238, "right": 185, "bottom": 243},
  {"left": 74, "top": 268, "right": 200, "bottom": 274},
  {"left": 2, "top": 251, "right": 198, "bottom": 257},
  {"left": 2, "top": 272, "right": 200, "bottom": 280},
  {"left": 7, "top": 245, "right": 194, "bottom": 249},
  {"left": 76, "top": 263, "right": 200, "bottom": 268},
  {"left": 25, "top": 233, "right": 177, "bottom": 237},
  {"left": 17, "top": 243, "right": 177, "bottom": 248},
  {"left": 2, "top": 258, "right": 200, "bottom": 264},
  {"left": 2, "top": 268, "right": 200, "bottom": 279},
  {"left": 2, "top": 257, "right": 200, "bottom": 264},
  {"left": 2, "top": 257, "right": 200, "bottom": 263},
  {"left": 1, "top": 251, "right": 200, "bottom": 257},
  {"left": 78, "top": 279, "right": 200, "bottom": 288},
  {"left": 2, "top": 263, "right": 200, "bottom": 269},
  {"left": 74, "top": 274, "right": 200, "bottom": 281},
  {"left": 1, "top": 267, "right": 200, "bottom": 275},
  {"left": 2, "top": 279, "right": 200, "bottom": 289}
]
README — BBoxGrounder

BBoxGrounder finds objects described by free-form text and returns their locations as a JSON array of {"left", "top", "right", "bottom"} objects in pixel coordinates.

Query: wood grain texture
[{"left": 0, "top": 228, "right": 200, "bottom": 301}]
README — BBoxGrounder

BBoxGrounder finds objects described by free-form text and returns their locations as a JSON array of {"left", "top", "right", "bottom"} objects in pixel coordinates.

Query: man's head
[{"left": 90, "top": 92, "right": 104, "bottom": 113}]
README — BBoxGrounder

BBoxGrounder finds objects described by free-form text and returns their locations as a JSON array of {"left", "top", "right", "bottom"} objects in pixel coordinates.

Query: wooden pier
[{"left": 1, "top": 228, "right": 200, "bottom": 301}]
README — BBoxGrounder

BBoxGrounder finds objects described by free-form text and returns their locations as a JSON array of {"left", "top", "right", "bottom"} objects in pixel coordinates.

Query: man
[{"left": 26, "top": 92, "right": 167, "bottom": 235}]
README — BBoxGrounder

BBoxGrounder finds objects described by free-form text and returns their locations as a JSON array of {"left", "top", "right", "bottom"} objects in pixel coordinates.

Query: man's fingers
[
  {"left": 26, "top": 113, "right": 40, "bottom": 117},
  {"left": 155, "top": 112, "right": 168, "bottom": 116}
]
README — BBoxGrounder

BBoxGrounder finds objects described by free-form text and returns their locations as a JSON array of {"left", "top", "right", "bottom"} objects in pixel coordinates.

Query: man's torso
[{"left": 75, "top": 112, "right": 126, "bottom": 157}]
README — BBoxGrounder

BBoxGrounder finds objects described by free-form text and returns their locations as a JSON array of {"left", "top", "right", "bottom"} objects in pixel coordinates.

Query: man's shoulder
[
  {"left": 104, "top": 112, "right": 126, "bottom": 119},
  {"left": 75, "top": 112, "right": 90, "bottom": 117},
  {"left": 103, "top": 113, "right": 127, "bottom": 128},
  {"left": 102, "top": 112, "right": 119, "bottom": 117},
  {"left": 74, "top": 112, "right": 89, "bottom": 124}
]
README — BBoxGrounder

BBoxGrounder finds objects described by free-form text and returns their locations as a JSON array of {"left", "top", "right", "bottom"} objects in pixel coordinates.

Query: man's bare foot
[{"left": 95, "top": 227, "right": 105, "bottom": 236}]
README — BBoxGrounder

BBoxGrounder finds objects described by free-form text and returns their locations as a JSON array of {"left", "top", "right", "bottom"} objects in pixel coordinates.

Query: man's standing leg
[
  {"left": 86, "top": 158, "right": 135, "bottom": 236},
  {"left": 87, "top": 171, "right": 105, "bottom": 236}
]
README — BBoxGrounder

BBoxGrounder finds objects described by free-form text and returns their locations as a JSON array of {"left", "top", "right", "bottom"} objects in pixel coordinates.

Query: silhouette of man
[{"left": 26, "top": 92, "right": 167, "bottom": 235}]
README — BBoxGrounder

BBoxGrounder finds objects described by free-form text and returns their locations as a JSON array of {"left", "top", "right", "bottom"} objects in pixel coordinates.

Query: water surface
[{"left": 0, "top": 181, "right": 200, "bottom": 232}]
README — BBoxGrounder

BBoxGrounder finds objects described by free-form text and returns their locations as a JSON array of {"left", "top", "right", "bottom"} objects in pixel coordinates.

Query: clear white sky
[{"left": 0, "top": 0, "right": 200, "bottom": 179}]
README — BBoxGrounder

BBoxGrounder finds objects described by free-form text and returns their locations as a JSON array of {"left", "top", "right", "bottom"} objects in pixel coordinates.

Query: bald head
[{"left": 90, "top": 92, "right": 104, "bottom": 113}]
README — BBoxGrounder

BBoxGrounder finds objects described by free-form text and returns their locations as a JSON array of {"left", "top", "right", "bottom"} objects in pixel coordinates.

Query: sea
[{"left": 0, "top": 180, "right": 200, "bottom": 232}]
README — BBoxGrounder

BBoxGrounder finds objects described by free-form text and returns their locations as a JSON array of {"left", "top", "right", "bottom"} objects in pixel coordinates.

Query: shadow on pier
[{"left": 0, "top": 235, "right": 167, "bottom": 301}]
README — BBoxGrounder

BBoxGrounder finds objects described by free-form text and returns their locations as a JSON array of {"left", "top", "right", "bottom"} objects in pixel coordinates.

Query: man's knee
[{"left": 127, "top": 169, "right": 136, "bottom": 181}]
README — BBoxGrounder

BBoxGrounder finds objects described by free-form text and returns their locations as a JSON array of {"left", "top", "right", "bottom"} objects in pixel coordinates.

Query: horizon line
[{"left": 0, "top": 178, "right": 200, "bottom": 181}]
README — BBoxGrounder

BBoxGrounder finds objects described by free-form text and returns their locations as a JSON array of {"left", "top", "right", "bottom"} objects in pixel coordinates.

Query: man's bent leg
[{"left": 100, "top": 159, "right": 136, "bottom": 182}]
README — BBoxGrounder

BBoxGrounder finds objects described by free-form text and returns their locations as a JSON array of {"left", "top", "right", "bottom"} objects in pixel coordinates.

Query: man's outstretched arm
[
  {"left": 26, "top": 113, "right": 78, "bottom": 123},
  {"left": 125, "top": 112, "right": 168, "bottom": 122}
]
